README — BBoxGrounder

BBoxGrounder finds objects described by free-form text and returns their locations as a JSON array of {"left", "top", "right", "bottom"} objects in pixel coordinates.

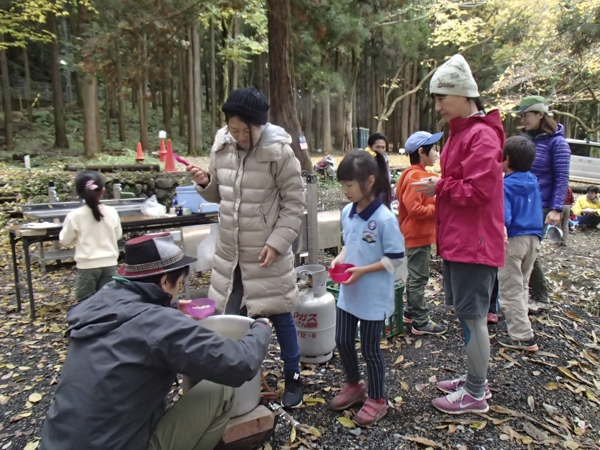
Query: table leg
[
  {"left": 39, "top": 243, "right": 46, "bottom": 274},
  {"left": 9, "top": 233, "right": 21, "bottom": 312},
  {"left": 23, "top": 238, "right": 36, "bottom": 321}
]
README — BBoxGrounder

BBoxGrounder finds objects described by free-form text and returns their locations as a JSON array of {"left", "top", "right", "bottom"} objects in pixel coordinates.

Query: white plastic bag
[
  {"left": 395, "top": 256, "right": 408, "bottom": 284},
  {"left": 196, "top": 223, "right": 219, "bottom": 272},
  {"left": 141, "top": 195, "right": 167, "bottom": 217}
]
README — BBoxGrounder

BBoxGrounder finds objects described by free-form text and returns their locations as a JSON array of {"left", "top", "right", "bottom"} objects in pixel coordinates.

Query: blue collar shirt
[{"left": 338, "top": 198, "right": 405, "bottom": 321}]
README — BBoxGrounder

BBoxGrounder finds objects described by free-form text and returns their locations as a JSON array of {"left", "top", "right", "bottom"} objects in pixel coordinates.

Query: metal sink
[{"left": 22, "top": 198, "right": 147, "bottom": 222}]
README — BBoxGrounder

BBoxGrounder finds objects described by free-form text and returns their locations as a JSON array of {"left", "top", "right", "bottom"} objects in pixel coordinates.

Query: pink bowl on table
[
  {"left": 329, "top": 264, "right": 355, "bottom": 283},
  {"left": 186, "top": 298, "right": 216, "bottom": 320}
]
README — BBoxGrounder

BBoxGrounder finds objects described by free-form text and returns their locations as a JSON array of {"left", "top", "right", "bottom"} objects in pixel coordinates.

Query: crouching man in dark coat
[{"left": 41, "top": 233, "right": 271, "bottom": 450}]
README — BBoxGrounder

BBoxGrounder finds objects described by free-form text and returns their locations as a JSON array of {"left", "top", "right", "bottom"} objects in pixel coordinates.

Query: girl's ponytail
[
  {"left": 75, "top": 170, "right": 105, "bottom": 222},
  {"left": 373, "top": 152, "right": 392, "bottom": 208}
]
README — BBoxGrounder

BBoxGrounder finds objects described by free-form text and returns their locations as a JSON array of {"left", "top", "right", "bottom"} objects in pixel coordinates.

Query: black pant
[{"left": 335, "top": 308, "right": 385, "bottom": 399}]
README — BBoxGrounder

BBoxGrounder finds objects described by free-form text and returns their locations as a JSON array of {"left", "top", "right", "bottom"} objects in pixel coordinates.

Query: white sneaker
[{"left": 528, "top": 300, "right": 550, "bottom": 314}]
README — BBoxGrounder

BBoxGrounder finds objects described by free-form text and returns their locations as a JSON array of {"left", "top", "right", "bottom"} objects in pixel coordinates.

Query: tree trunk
[
  {"left": 22, "top": 48, "right": 33, "bottom": 122},
  {"left": 409, "top": 62, "right": 419, "bottom": 134},
  {"left": 109, "top": 82, "right": 118, "bottom": 118},
  {"left": 82, "top": 75, "right": 100, "bottom": 158},
  {"left": 314, "top": 99, "right": 322, "bottom": 152},
  {"left": 150, "top": 70, "right": 157, "bottom": 110},
  {"left": 138, "top": 33, "right": 148, "bottom": 152},
  {"left": 371, "top": 65, "right": 378, "bottom": 133},
  {"left": 95, "top": 80, "right": 102, "bottom": 152},
  {"left": 105, "top": 82, "right": 112, "bottom": 140},
  {"left": 115, "top": 42, "right": 126, "bottom": 142},
  {"left": 334, "top": 54, "right": 345, "bottom": 149},
  {"left": 192, "top": 22, "right": 203, "bottom": 154},
  {"left": 267, "top": 0, "right": 311, "bottom": 172},
  {"left": 131, "top": 84, "right": 138, "bottom": 110},
  {"left": 187, "top": 31, "right": 196, "bottom": 154},
  {"left": 304, "top": 90, "right": 313, "bottom": 149},
  {"left": 48, "top": 13, "right": 69, "bottom": 148},
  {"left": 322, "top": 90, "right": 332, "bottom": 153},
  {"left": 257, "top": 53, "right": 265, "bottom": 92},
  {"left": 220, "top": 22, "right": 229, "bottom": 123},
  {"left": 69, "top": 10, "right": 84, "bottom": 108},
  {"left": 401, "top": 61, "right": 412, "bottom": 146},
  {"left": 161, "top": 59, "right": 172, "bottom": 136},
  {"left": 61, "top": 16, "right": 73, "bottom": 104},
  {"left": 232, "top": 15, "right": 239, "bottom": 91},
  {"left": 343, "top": 95, "right": 353, "bottom": 152},
  {"left": 342, "top": 52, "right": 360, "bottom": 152},
  {"left": 210, "top": 18, "right": 217, "bottom": 136},
  {"left": 0, "top": 35, "right": 13, "bottom": 151},
  {"left": 178, "top": 48, "right": 186, "bottom": 138}
]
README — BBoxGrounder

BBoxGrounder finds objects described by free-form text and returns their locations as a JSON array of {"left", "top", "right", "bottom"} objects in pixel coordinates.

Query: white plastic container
[{"left": 181, "top": 315, "right": 261, "bottom": 418}]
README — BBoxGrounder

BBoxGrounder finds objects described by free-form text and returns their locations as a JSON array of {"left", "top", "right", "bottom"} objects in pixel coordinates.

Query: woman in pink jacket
[{"left": 414, "top": 54, "right": 505, "bottom": 415}]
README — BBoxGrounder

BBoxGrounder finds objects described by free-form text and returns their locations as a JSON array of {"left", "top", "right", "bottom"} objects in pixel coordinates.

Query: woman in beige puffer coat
[{"left": 187, "top": 87, "right": 305, "bottom": 409}]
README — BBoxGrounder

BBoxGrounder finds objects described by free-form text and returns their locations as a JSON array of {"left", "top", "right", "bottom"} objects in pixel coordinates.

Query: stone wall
[
  {"left": 8, "top": 170, "right": 194, "bottom": 205},
  {"left": 104, "top": 172, "right": 192, "bottom": 205}
]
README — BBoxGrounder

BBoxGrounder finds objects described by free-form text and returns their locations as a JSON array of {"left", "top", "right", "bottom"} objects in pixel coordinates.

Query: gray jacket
[{"left": 40, "top": 280, "right": 270, "bottom": 450}]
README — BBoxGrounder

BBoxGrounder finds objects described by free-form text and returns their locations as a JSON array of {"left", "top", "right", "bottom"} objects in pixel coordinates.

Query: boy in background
[
  {"left": 396, "top": 131, "right": 447, "bottom": 335},
  {"left": 572, "top": 186, "right": 600, "bottom": 229},
  {"left": 498, "top": 136, "right": 542, "bottom": 352}
]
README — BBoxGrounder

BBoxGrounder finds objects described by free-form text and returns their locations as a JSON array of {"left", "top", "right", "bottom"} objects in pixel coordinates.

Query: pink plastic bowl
[
  {"left": 186, "top": 298, "right": 216, "bottom": 320},
  {"left": 328, "top": 264, "right": 355, "bottom": 283}
]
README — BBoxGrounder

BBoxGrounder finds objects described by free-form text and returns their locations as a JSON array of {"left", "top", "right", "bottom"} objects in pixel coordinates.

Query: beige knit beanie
[{"left": 430, "top": 54, "right": 480, "bottom": 98}]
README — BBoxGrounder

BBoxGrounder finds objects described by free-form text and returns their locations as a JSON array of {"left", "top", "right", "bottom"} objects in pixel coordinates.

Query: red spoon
[{"left": 173, "top": 153, "right": 190, "bottom": 166}]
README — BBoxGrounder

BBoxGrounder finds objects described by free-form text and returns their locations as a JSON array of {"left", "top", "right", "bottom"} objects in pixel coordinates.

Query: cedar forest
[{"left": 0, "top": 0, "right": 599, "bottom": 170}]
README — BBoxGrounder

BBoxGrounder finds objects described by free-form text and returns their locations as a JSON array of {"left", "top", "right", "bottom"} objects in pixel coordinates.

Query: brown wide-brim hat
[{"left": 117, "top": 232, "right": 197, "bottom": 279}]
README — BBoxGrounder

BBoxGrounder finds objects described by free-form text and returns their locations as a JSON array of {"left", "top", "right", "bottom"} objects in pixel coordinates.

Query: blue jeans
[
  {"left": 577, "top": 214, "right": 600, "bottom": 228},
  {"left": 225, "top": 266, "right": 301, "bottom": 376},
  {"left": 269, "top": 312, "right": 301, "bottom": 375}
]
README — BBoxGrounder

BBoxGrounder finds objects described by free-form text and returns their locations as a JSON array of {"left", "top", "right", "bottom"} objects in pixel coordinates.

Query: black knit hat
[{"left": 222, "top": 87, "right": 270, "bottom": 126}]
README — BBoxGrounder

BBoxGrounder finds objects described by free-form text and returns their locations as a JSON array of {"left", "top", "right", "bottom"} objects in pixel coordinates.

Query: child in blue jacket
[{"left": 497, "top": 136, "right": 543, "bottom": 352}]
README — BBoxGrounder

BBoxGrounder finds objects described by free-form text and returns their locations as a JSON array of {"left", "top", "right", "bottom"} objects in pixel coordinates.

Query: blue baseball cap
[{"left": 404, "top": 131, "right": 443, "bottom": 155}]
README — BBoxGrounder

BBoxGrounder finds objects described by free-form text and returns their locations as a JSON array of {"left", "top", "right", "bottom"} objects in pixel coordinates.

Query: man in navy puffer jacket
[{"left": 514, "top": 96, "right": 571, "bottom": 313}]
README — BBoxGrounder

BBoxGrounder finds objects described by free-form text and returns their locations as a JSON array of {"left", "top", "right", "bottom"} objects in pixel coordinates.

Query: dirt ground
[{"left": 1, "top": 173, "right": 600, "bottom": 449}]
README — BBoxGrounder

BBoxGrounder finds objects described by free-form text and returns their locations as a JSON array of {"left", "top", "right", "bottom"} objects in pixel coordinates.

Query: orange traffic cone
[
  {"left": 159, "top": 138, "right": 167, "bottom": 162},
  {"left": 135, "top": 142, "right": 145, "bottom": 162},
  {"left": 164, "top": 139, "right": 177, "bottom": 173}
]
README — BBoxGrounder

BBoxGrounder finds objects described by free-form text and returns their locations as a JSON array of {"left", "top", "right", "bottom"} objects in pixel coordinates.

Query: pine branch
[
  {"left": 577, "top": 73, "right": 600, "bottom": 105},
  {"left": 551, "top": 110, "right": 600, "bottom": 134},
  {"left": 381, "top": 65, "right": 437, "bottom": 121}
]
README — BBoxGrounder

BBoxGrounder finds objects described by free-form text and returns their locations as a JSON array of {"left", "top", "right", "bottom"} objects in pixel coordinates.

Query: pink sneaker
[
  {"left": 329, "top": 382, "right": 366, "bottom": 411},
  {"left": 487, "top": 312, "right": 499, "bottom": 324},
  {"left": 353, "top": 397, "right": 388, "bottom": 426},
  {"left": 436, "top": 375, "right": 492, "bottom": 400},
  {"left": 432, "top": 388, "right": 489, "bottom": 414}
]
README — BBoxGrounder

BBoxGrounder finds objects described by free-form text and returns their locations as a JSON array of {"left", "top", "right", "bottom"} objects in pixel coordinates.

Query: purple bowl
[{"left": 186, "top": 298, "right": 216, "bottom": 320}]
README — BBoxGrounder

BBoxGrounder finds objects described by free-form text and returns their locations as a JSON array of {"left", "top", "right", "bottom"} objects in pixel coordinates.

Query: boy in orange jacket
[{"left": 396, "top": 131, "right": 447, "bottom": 335}]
